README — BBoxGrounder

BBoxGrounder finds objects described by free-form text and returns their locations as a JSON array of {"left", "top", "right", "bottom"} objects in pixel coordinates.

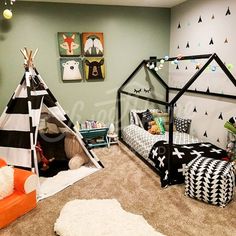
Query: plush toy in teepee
[
  {"left": 36, "top": 141, "right": 55, "bottom": 171},
  {"left": 64, "top": 133, "right": 89, "bottom": 170}
]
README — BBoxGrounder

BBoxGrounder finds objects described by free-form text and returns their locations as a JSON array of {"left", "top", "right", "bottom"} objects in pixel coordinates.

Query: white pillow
[{"left": 0, "top": 166, "right": 14, "bottom": 200}]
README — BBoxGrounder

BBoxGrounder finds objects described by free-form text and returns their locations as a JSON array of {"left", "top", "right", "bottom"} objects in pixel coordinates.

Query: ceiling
[{"left": 19, "top": 0, "right": 187, "bottom": 8}]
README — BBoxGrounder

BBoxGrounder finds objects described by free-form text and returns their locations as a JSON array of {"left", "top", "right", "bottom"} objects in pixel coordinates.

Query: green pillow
[
  {"left": 154, "top": 117, "right": 165, "bottom": 134},
  {"left": 224, "top": 121, "right": 236, "bottom": 134}
]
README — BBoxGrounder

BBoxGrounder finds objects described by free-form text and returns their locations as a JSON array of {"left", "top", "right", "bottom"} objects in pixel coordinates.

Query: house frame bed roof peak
[
  {"left": 117, "top": 52, "right": 236, "bottom": 186},
  {"left": 118, "top": 53, "right": 236, "bottom": 106}
]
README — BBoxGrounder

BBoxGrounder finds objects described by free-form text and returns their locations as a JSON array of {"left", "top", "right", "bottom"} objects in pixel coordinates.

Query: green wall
[{"left": 0, "top": 1, "right": 170, "bottom": 125}]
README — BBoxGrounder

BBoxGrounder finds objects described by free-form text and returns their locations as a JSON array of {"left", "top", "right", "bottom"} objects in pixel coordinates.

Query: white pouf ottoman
[{"left": 185, "top": 157, "right": 235, "bottom": 207}]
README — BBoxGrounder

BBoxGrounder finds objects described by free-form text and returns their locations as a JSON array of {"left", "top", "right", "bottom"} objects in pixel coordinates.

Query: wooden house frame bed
[{"left": 117, "top": 53, "right": 236, "bottom": 187}]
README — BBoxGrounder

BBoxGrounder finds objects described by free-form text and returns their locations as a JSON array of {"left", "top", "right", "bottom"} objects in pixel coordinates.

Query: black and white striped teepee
[{"left": 0, "top": 49, "right": 103, "bottom": 174}]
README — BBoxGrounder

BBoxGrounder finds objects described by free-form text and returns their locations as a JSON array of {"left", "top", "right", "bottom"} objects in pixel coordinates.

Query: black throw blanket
[{"left": 148, "top": 141, "right": 227, "bottom": 187}]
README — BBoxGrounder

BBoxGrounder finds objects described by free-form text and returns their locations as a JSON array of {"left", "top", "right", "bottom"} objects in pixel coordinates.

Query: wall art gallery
[{"left": 58, "top": 32, "right": 105, "bottom": 81}]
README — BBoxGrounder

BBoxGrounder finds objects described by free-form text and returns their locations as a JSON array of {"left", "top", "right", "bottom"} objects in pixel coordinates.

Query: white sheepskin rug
[
  {"left": 38, "top": 166, "right": 99, "bottom": 201},
  {"left": 54, "top": 199, "right": 165, "bottom": 236}
]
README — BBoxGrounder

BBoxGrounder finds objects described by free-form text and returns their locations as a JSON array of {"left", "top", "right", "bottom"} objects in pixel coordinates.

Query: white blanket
[{"left": 37, "top": 166, "right": 99, "bottom": 201}]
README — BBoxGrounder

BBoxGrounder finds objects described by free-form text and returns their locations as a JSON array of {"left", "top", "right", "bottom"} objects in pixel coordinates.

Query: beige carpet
[{"left": 1, "top": 143, "right": 236, "bottom": 236}]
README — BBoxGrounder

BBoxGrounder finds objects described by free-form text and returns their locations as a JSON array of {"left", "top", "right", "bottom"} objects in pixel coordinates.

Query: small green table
[{"left": 79, "top": 127, "right": 109, "bottom": 148}]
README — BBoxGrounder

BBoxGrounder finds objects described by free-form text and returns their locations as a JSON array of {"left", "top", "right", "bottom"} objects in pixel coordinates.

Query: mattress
[
  {"left": 122, "top": 124, "right": 227, "bottom": 187},
  {"left": 122, "top": 124, "right": 200, "bottom": 166}
]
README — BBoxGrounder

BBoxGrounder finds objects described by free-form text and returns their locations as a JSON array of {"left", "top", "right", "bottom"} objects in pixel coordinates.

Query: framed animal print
[
  {"left": 60, "top": 57, "right": 83, "bottom": 81},
  {"left": 58, "top": 32, "right": 81, "bottom": 56},
  {"left": 84, "top": 57, "right": 105, "bottom": 80},
  {"left": 82, "top": 32, "right": 104, "bottom": 57}
]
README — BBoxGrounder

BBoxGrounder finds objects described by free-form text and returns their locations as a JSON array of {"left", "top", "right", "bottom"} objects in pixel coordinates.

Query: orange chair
[{"left": 0, "top": 158, "right": 38, "bottom": 229}]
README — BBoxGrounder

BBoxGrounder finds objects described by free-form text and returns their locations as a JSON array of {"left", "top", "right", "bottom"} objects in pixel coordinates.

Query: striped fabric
[{"left": 0, "top": 68, "right": 103, "bottom": 174}]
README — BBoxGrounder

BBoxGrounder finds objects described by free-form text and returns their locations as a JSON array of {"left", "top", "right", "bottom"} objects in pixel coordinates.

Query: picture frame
[
  {"left": 82, "top": 32, "right": 104, "bottom": 57},
  {"left": 58, "top": 32, "right": 81, "bottom": 56},
  {"left": 60, "top": 57, "right": 84, "bottom": 81},
  {"left": 84, "top": 57, "right": 105, "bottom": 80}
]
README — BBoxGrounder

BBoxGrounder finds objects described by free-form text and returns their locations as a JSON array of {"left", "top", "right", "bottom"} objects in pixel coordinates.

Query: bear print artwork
[
  {"left": 84, "top": 58, "right": 105, "bottom": 80},
  {"left": 61, "top": 58, "right": 83, "bottom": 81}
]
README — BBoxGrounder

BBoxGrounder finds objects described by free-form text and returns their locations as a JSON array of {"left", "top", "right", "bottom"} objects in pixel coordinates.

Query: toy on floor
[
  {"left": 36, "top": 141, "right": 55, "bottom": 171},
  {"left": 224, "top": 116, "right": 236, "bottom": 161}
]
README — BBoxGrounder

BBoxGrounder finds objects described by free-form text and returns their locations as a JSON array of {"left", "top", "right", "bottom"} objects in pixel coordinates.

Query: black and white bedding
[
  {"left": 149, "top": 141, "right": 227, "bottom": 187},
  {"left": 123, "top": 124, "right": 199, "bottom": 163},
  {"left": 122, "top": 124, "right": 227, "bottom": 187}
]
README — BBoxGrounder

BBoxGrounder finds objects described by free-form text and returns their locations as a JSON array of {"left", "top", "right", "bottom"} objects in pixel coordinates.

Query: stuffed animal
[
  {"left": 35, "top": 141, "right": 55, "bottom": 171},
  {"left": 148, "top": 121, "right": 160, "bottom": 135},
  {"left": 68, "top": 154, "right": 89, "bottom": 170},
  {"left": 64, "top": 132, "right": 90, "bottom": 169}
]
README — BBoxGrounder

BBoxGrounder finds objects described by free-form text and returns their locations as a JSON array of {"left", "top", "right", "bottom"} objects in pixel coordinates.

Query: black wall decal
[
  {"left": 209, "top": 38, "right": 214, "bottom": 45},
  {"left": 134, "top": 89, "right": 141, "bottom": 94},
  {"left": 195, "top": 64, "right": 200, "bottom": 70},
  {"left": 177, "top": 45, "right": 180, "bottom": 49},
  {"left": 218, "top": 112, "right": 223, "bottom": 120},
  {"left": 205, "top": 111, "right": 208, "bottom": 115},
  {"left": 185, "top": 66, "right": 188, "bottom": 70},
  {"left": 206, "top": 87, "right": 210, "bottom": 93},
  {"left": 224, "top": 38, "right": 228, "bottom": 43},
  {"left": 204, "top": 131, "right": 208, "bottom": 137},
  {"left": 186, "top": 41, "right": 190, "bottom": 48},
  {"left": 176, "top": 65, "right": 179, "bottom": 70},
  {"left": 226, "top": 7, "right": 231, "bottom": 16},
  {"left": 174, "top": 103, "right": 177, "bottom": 107},
  {"left": 211, "top": 14, "right": 215, "bottom": 19},
  {"left": 217, "top": 138, "right": 220, "bottom": 143},
  {"left": 198, "top": 16, "right": 202, "bottom": 23},
  {"left": 144, "top": 88, "right": 151, "bottom": 93},
  {"left": 178, "top": 22, "right": 181, "bottom": 29},
  {"left": 193, "top": 106, "right": 197, "bottom": 112}
]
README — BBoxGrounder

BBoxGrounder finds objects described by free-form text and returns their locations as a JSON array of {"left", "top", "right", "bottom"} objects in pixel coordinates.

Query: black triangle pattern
[
  {"left": 217, "top": 138, "right": 220, "bottom": 143},
  {"left": 209, "top": 38, "right": 214, "bottom": 45},
  {"left": 178, "top": 22, "right": 181, "bottom": 29},
  {"left": 185, "top": 66, "right": 188, "bottom": 70},
  {"left": 177, "top": 45, "right": 180, "bottom": 49},
  {"left": 198, "top": 16, "right": 202, "bottom": 23},
  {"left": 206, "top": 87, "right": 210, "bottom": 93},
  {"left": 185, "top": 157, "right": 235, "bottom": 207},
  {"left": 186, "top": 41, "right": 190, "bottom": 48},
  {"left": 193, "top": 106, "right": 197, "bottom": 112},
  {"left": 218, "top": 112, "right": 223, "bottom": 120},
  {"left": 224, "top": 38, "right": 228, "bottom": 43},
  {"left": 176, "top": 65, "right": 179, "bottom": 70},
  {"left": 204, "top": 131, "right": 207, "bottom": 137},
  {"left": 205, "top": 111, "right": 208, "bottom": 115},
  {"left": 211, "top": 14, "right": 215, "bottom": 19},
  {"left": 226, "top": 7, "right": 231, "bottom": 16}
]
